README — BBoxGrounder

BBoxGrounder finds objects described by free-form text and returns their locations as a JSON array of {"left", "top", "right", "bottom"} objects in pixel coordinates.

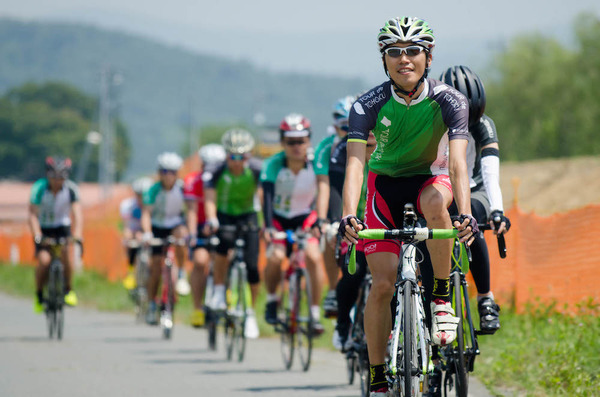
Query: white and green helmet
[{"left": 377, "top": 17, "right": 435, "bottom": 53}]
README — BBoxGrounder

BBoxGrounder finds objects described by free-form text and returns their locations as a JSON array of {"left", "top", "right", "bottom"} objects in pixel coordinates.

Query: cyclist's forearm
[
  {"left": 28, "top": 205, "right": 42, "bottom": 237},
  {"left": 141, "top": 208, "right": 152, "bottom": 233},
  {"left": 480, "top": 143, "right": 504, "bottom": 212},
  {"left": 262, "top": 181, "right": 275, "bottom": 228},
  {"left": 71, "top": 202, "right": 83, "bottom": 239},
  {"left": 186, "top": 201, "right": 198, "bottom": 235},
  {"left": 342, "top": 155, "right": 365, "bottom": 216},
  {"left": 316, "top": 175, "right": 330, "bottom": 220},
  {"left": 204, "top": 188, "right": 217, "bottom": 220},
  {"left": 450, "top": 162, "right": 472, "bottom": 215}
]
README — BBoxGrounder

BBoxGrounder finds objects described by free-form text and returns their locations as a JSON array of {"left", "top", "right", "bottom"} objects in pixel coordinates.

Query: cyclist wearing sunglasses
[
  {"left": 30, "top": 156, "right": 83, "bottom": 313},
  {"left": 142, "top": 151, "right": 191, "bottom": 325},
  {"left": 182, "top": 144, "right": 226, "bottom": 328},
  {"left": 338, "top": 17, "right": 475, "bottom": 396},
  {"left": 439, "top": 65, "right": 509, "bottom": 332},
  {"left": 261, "top": 113, "right": 326, "bottom": 334},
  {"left": 202, "top": 129, "right": 263, "bottom": 338},
  {"left": 312, "top": 96, "right": 356, "bottom": 318}
]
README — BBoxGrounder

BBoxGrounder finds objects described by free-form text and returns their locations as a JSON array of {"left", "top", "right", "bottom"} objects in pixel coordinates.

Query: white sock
[
  {"left": 311, "top": 305, "right": 321, "bottom": 320},
  {"left": 266, "top": 293, "right": 278, "bottom": 303},
  {"left": 214, "top": 284, "right": 225, "bottom": 297},
  {"left": 477, "top": 292, "right": 494, "bottom": 302}
]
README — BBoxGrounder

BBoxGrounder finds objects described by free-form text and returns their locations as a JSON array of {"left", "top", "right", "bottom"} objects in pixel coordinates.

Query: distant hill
[{"left": 0, "top": 18, "right": 365, "bottom": 176}]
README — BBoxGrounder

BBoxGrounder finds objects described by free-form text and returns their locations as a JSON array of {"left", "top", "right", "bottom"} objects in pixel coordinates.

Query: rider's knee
[{"left": 370, "top": 278, "right": 395, "bottom": 301}]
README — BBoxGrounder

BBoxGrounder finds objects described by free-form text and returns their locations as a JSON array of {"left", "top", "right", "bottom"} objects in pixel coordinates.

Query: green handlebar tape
[
  {"left": 348, "top": 245, "right": 357, "bottom": 275},
  {"left": 357, "top": 229, "right": 386, "bottom": 239},
  {"left": 431, "top": 229, "right": 459, "bottom": 239}
]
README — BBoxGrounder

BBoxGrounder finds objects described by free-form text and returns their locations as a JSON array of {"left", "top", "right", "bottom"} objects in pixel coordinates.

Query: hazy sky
[{"left": 2, "top": 0, "right": 600, "bottom": 83}]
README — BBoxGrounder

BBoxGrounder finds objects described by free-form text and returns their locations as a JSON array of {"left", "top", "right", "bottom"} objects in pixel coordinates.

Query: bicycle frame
[
  {"left": 40, "top": 237, "right": 69, "bottom": 340},
  {"left": 348, "top": 204, "right": 459, "bottom": 396}
]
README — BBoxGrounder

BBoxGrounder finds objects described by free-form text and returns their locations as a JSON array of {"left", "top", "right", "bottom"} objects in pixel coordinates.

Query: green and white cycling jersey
[
  {"left": 313, "top": 134, "right": 337, "bottom": 176},
  {"left": 202, "top": 158, "right": 262, "bottom": 216},
  {"left": 143, "top": 180, "right": 186, "bottom": 228},
  {"left": 348, "top": 78, "right": 470, "bottom": 177},
  {"left": 30, "top": 178, "right": 79, "bottom": 228},
  {"left": 260, "top": 151, "right": 317, "bottom": 219}
]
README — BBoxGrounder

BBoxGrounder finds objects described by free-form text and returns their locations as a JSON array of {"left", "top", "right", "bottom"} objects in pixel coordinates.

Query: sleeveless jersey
[
  {"left": 30, "top": 178, "right": 79, "bottom": 228},
  {"left": 143, "top": 180, "right": 185, "bottom": 228},
  {"left": 348, "top": 78, "right": 470, "bottom": 177},
  {"left": 202, "top": 158, "right": 261, "bottom": 216},
  {"left": 260, "top": 151, "right": 317, "bottom": 219}
]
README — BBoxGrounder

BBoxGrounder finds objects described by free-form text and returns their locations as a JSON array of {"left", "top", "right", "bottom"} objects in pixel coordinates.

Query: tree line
[
  {"left": 486, "top": 13, "right": 600, "bottom": 161},
  {"left": 0, "top": 82, "right": 130, "bottom": 181}
]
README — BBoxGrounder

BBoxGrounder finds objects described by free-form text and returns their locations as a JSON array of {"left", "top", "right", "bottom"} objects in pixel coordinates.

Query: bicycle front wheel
[
  {"left": 231, "top": 264, "right": 248, "bottom": 362},
  {"left": 279, "top": 274, "right": 294, "bottom": 370},
  {"left": 397, "top": 281, "right": 423, "bottom": 397},
  {"left": 295, "top": 268, "right": 313, "bottom": 372},
  {"left": 449, "top": 271, "right": 468, "bottom": 397}
]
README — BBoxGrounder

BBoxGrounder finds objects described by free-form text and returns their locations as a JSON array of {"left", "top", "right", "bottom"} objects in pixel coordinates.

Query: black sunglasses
[{"left": 159, "top": 169, "right": 177, "bottom": 175}]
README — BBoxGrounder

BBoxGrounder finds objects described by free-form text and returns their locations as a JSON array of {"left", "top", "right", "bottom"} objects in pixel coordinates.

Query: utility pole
[{"left": 98, "top": 66, "right": 122, "bottom": 201}]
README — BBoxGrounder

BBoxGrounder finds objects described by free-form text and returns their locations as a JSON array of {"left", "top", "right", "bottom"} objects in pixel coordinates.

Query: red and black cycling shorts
[
  {"left": 272, "top": 211, "right": 319, "bottom": 246},
  {"left": 363, "top": 172, "right": 453, "bottom": 257}
]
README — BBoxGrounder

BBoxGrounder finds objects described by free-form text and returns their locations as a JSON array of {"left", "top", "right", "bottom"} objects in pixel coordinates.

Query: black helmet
[
  {"left": 45, "top": 156, "right": 72, "bottom": 178},
  {"left": 439, "top": 65, "right": 486, "bottom": 126}
]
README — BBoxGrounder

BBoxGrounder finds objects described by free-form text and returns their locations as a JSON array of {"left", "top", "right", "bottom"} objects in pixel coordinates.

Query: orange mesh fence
[
  {"left": 2, "top": 203, "right": 599, "bottom": 311},
  {"left": 480, "top": 205, "right": 600, "bottom": 313}
]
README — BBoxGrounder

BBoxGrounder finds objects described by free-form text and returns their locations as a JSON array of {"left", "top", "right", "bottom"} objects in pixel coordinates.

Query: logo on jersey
[
  {"left": 381, "top": 117, "right": 392, "bottom": 127},
  {"left": 353, "top": 102, "right": 365, "bottom": 115},
  {"left": 359, "top": 89, "right": 386, "bottom": 109},
  {"left": 444, "top": 93, "right": 467, "bottom": 111},
  {"left": 364, "top": 244, "right": 377, "bottom": 254}
]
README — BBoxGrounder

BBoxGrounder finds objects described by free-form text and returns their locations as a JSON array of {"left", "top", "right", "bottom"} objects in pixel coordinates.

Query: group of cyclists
[{"left": 29, "top": 15, "right": 510, "bottom": 397}]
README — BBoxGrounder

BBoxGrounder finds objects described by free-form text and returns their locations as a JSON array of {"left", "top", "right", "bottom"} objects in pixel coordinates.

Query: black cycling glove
[
  {"left": 457, "top": 214, "right": 479, "bottom": 234},
  {"left": 490, "top": 210, "right": 511, "bottom": 232},
  {"left": 338, "top": 215, "right": 365, "bottom": 239}
]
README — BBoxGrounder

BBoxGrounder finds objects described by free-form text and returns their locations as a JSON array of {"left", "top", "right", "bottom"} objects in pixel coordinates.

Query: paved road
[{"left": 0, "top": 294, "right": 492, "bottom": 397}]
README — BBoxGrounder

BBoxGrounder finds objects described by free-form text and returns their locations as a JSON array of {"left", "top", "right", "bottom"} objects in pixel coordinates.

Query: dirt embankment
[{"left": 499, "top": 156, "right": 600, "bottom": 215}]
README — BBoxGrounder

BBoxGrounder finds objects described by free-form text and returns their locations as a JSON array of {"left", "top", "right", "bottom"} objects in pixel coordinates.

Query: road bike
[
  {"left": 40, "top": 237, "right": 70, "bottom": 340},
  {"left": 147, "top": 236, "right": 186, "bottom": 339},
  {"left": 348, "top": 204, "right": 458, "bottom": 396},
  {"left": 441, "top": 221, "right": 507, "bottom": 397},
  {"left": 273, "top": 229, "right": 315, "bottom": 372},
  {"left": 205, "top": 224, "right": 256, "bottom": 362}
]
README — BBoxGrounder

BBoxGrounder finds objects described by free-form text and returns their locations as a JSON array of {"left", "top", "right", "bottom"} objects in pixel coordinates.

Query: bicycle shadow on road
[
  {"left": 242, "top": 384, "right": 350, "bottom": 393},
  {"left": 0, "top": 336, "right": 53, "bottom": 343},
  {"left": 201, "top": 368, "right": 287, "bottom": 375},
  {"left": 103, "top": 336, "right": 159, "bottom": 343}
]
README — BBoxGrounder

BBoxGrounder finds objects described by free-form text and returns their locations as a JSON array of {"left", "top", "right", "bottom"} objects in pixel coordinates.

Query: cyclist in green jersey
[
  {"left": 30, "top": 157, "right": 83, "bottom": 312},
  {"left": 338, "top": 17, "right": 476, "bottom": 396},
  {"left": 261, "top": 114, "right": 326, "bottom": 334},
  {"left": 203, "top": 129, "right": 263, "bottom": 338}
]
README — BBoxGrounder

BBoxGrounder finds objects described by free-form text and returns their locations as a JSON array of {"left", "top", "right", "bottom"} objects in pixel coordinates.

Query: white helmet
[
  {"left": 199, "top": 144, "right": 226, "bottom": 165},
  {"left": 157, "top": 152, "right": 183, "bottom": 171},
  {"left": 132, "top": 177, "right": 154, "bottom": 194},
  {"left": 221, "top": 129, "right": 255, "bottom": 154}
]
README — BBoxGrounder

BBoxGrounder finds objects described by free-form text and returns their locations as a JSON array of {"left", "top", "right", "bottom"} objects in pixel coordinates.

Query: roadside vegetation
[{"left": 474, "top": 299, "right": 600, "bottom": 396}]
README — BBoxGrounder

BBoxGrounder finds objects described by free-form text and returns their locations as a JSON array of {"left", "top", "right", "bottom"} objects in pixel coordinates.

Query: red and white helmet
[{"left": 279, "top": 113, "right": 311, "bottom": 139}]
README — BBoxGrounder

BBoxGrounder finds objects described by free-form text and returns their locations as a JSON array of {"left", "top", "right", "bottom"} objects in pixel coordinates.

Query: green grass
[{"left": 474, "top": 299, "right": 600, "bottom": 396}]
